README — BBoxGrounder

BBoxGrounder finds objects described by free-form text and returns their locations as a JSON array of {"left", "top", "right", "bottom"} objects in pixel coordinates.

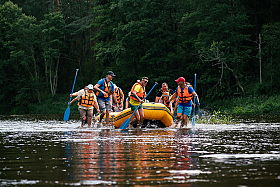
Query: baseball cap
[
  {"left": 107, "top": 71, "right": 116, "bottom": 77},
  {"left": 175, "top": 77, "right": 185, "bottom": 82},
  {"left": 88, "top": 84, "right": 94, "bottom": 90}
]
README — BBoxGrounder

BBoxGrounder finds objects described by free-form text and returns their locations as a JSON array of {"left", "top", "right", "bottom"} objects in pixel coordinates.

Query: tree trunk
[
  {"left": 30, "top": 44, "right": 41, "bottom": 104},
  {"left": 259, "top": 33, "right": 262, "bottom": 84}
]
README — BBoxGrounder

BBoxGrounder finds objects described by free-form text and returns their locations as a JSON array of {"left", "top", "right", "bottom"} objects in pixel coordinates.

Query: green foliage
[
  {"left": 1, "top": 0, "right": 280, "bottom": 114},
  {"left": 208, "top": 95, "right": 280, "bottom": 114}
]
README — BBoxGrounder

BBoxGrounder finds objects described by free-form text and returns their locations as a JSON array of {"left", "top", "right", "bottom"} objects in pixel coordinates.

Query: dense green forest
[{"left": 1, "top": 0, "right": 280, "bottom": 114}]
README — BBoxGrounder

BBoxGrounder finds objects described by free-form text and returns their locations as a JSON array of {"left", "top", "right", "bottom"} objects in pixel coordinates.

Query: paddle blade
[
  {"left": 192, "top": 116, "right": 195, "bottom": 126},
  {"left": 63, "top": 106, "right": 70, "bottom": 121},
  {"left": 197, "top": 109, "right": 203, "bottom": 117},
  {"left": 119, "top": 118, "right": 131, "bottom": 129}
]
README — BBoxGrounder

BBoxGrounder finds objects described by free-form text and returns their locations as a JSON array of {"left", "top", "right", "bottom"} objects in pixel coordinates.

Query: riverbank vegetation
[{"left": 1, "top": 0, "right": 280, "bottom": 115}]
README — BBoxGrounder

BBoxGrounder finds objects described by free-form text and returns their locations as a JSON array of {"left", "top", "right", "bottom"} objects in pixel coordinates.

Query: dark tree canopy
[{"left": 1, "top": 0, "right": 280, "bottom": 114}]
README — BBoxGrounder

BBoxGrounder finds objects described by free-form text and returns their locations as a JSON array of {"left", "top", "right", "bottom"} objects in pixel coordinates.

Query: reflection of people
[
  {"left": 69, "top": 84, "right": 100, "bottom": 127},
  {"left": 128, "top": 77, "right": 148, "bottom": 128},
  {"left": 155, "top": 82, "right": 174, "bottom": 112},
  {"left": 112, "top": 84, "right": 124, "bottom": 112},
  {"left": 94, "top": 71, "right": 117, "bottom": 125},
  {"left": 170, "top": 77, "right": 199, "bottom": 128}
]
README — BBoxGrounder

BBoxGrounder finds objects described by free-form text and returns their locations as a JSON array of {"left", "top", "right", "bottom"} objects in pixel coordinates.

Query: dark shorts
[
  {"left": 98, "top": 99, "right": 112, "bottom": 112},
  {"left": 129, "top": 102, "right": 143, "bottom": 111}
]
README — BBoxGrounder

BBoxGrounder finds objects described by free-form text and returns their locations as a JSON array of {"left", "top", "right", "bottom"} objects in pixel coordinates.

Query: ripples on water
[{"left": 0, "top": 114, "right": 279, "bottom": 186}]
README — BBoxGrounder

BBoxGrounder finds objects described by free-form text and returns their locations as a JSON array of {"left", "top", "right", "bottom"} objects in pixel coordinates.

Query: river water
[{"left": 0, "top": 114, "right": 279, "bottom": 186}]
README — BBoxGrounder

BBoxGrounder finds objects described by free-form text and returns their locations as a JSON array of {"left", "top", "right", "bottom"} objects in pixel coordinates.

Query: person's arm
[
  {"left": 133, "top": 90, "right": 144, "bottom": 103},
  {"left": 94, "top": 83, "right": 106, "bottom": 95},
  {"left": 120, "top": 90, "right": 124, "bottom": 108},
  {"left": 69, "top": 96, "right": 79, "bottom": 105},
  {"left": 192, "top": 91, "right": 199, "bottom": 104},
  {"left": 155, "top": 90, "right": 161, "bottom": 103},
  {"left": 155, "top": 96, "right": 160, "bottom": 103},
  {"left": 125, "top": 99, "right": 129, "bottom": 109},
  {"left": 94, "top": 100, "right": 100, "bottom": 113},
  {"left": 71, "top": 89, "right": 84, "bottom": 97},
  {"left": 169, "top": 92, "right": 178, "bottom": 103}
]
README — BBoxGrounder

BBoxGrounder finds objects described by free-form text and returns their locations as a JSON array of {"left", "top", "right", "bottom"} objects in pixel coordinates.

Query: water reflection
[
  {"left": 0, "top": 114, "right": 280, "bottom": 186},
  {"left": 63, "top": 129, "right": 199, "bottom": 186}
]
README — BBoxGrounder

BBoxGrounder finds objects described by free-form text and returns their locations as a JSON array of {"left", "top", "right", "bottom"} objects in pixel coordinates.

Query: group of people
[{"left": 69, "top": 71, "right": 199, "bottom": 129}]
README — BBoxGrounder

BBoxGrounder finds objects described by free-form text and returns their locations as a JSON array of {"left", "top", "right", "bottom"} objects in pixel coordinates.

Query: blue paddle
[
  {"left": 119, "top": 82, "right": 158, "bottom": 129},
  {"left": 192, "top": 74, "right": 197, "bottom": 126},
  {"left": 63, "top": 69, "right": 79, "bottom": 121}
]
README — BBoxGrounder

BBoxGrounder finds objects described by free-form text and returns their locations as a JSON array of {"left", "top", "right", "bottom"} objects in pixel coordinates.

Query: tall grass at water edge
[
  {"left": 195, "top": 95, "right": 280, "bottom": 124},
  {"left": 209, "top": 95, "right": 280, "bottom": 114}
]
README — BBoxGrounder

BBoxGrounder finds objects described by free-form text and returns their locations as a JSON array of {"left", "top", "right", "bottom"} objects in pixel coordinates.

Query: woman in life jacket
[
  {"left": 112, "top": 84, "right": 124, "bottom": 112},
  {"left": 69, "top": 84, "right": 100, "bottom": 127},
  {"left": 155, "top": 83, "right": 174, "bottom": 112},
  {"left": 160, "top": 91, "right": 173, "bottom": 113},
  {"left": 170, "top": 77, "right": 199, "bottom": 128}
]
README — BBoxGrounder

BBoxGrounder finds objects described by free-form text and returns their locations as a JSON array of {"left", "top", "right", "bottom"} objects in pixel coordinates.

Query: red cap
[{"left": 175, "top": 77, "right": 185, "bottom": 82}]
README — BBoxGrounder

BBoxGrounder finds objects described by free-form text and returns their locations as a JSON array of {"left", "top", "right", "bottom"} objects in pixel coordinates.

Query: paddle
[
  {"left": 119, "top": 82, "right": 158, "bottom": 129},
  {"left": 63, "top": 69, "right": 79, "bottom": 121},
  {"left": 197, "top": 102, "right": 203, "bottom": 117},
  {"left": 192, "top": 74, "right": 197, "bottom": 126}
]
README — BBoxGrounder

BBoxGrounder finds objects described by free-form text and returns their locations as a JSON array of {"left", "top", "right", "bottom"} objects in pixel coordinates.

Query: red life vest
[
  {"left": 79, "top": 92, "right": 95, "bottom": 107},
  {"left": 96, "top": 78, "right": 111, "bottom": 98},
  {"left": 178, "top": 85, "right": 193, "bottom": 104},
  {"left": 129, "top": 82, "right": 146, "bottom": 101}
]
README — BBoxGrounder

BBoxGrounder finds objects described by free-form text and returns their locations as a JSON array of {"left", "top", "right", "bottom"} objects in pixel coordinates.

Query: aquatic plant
[{"left": 196, "top": 110, "right": 235, "bottom": 124}]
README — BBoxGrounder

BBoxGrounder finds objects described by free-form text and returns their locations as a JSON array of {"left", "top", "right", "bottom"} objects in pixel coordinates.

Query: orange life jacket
[
  {"left": 161, "top": 90, "right": 170, "bottom": 107},
  {"left": 79, "top": 92, "right": 95, "bottom": 107},
  {"left": 96, "top": 78, "right": 111, "bottom": 98},
  {"left": 129, "top": 82, "right": 146, "bottom": 101},
  {"left": 115, "top": 88, "right": 123, "bottom": 104},
  {"left": 178, "top": 85, "right": 193, "bottom": 104}
]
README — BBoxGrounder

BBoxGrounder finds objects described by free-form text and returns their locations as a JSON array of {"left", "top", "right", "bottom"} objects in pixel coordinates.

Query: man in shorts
[
  {"left": 69, "top": 84, "right": 100, "bottom": 127},
  {"left": 170, "top": 77, "right": 199, "bottom": 128},
  {"left": 128, "top": 77, "right": 148, "bottom": 128},
  {"left": 94, "top": 71, "right": 117, "bottom": 125}
]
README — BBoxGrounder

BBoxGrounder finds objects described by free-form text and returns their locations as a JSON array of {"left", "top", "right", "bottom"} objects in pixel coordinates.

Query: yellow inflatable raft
[{"left": 94, "top": 102, "right": 174, "bottom": 128}]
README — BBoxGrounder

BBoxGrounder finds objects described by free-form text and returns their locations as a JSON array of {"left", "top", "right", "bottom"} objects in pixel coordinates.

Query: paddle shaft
[
  {"left": 192, "top": 74, "right": 197, "bottom": 126},
  {"left": 68, "top": 69, "right": 79, "bottom": 105}
]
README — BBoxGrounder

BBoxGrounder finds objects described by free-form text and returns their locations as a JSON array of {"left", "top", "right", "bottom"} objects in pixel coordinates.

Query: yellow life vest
[{"left": 79, "top": 92, "right": 95, "bottom": 107}]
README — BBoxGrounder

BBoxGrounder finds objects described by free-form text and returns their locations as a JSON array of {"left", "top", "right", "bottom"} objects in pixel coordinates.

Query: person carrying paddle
[
  {"left": 94, "top": 71, "right": 117, "bottom": 125},
  {"left": 170, "top": 77, "right": 199, "bottom": 128},
  {"left": 69, "top": 84, "right": 100, "bottom": 127},
  {"left": 128, "top": 77, "right": 149, "bottom": 128},
  {"left": 155, "top": 82, "right": 174, "bottom": 112},
  {"left": 70, "top": 85, "right": 89, "bottom": 98},
  {"left": 112, "top": 84, "right": 124, "bottom": 112}
]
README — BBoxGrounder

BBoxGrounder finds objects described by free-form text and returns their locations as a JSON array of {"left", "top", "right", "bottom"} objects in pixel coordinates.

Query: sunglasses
[{"left": 143, "top": 80, "right": 148, "bottom": 84}]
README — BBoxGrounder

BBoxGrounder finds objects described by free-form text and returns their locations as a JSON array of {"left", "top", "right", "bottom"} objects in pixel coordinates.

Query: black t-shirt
[{"left": 156, "top": 88, "right": 174, "bottom": 97}]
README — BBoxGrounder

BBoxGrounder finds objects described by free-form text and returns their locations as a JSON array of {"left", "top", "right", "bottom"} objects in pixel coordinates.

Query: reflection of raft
[{"left": 94, "top": 102, "right": 174, "bottom": 128}]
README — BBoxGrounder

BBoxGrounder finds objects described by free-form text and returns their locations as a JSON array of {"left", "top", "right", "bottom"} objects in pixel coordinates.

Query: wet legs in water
[
  {"left": 175, "top": 113, "right": 188, "bottom": 128},
  {"left": 129, "top": 108, "right": 144, "bottom": 128}
]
